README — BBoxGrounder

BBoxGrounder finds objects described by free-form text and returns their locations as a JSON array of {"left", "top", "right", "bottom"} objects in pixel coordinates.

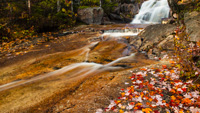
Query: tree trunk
[
  {"left": 167, "top": 0, "right": 179, "bottom": 14},
  {"left": 71, "top": 0, "right": 73, "bottom": 12},
  {"left": 9, "top": 3, "right": 13, "bottom": 21},
  {"left": 57, "top": 0, "right": 61, "bottom": 12},
  {"left": 28, "top": 0, "right": 31, "bottom": 15},
  {"left": 167, "top": 0, "right": 186, "bottom": 25}
]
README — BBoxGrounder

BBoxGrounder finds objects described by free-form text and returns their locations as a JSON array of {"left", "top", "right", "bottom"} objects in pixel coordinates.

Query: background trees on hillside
[
  {"left": 0, "top": 0, "right": 131, "bottom": 35},
  {"left": 0, "top": 0, "right": 77, "bottom": 43},
  {"left": 1, "top": 0, "right": 199, "bottom": 43}
]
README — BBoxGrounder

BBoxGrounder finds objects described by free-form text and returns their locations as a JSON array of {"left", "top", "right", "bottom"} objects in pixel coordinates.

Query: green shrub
[
  {"left": 0, "top": 24, "right": 10, "bottom": 43},
  {"left": 102, "top": 0, "right": 118, "bottom": 14},
  {"left": 194, "top": 2, "right": 200, "bottom": 12},
  {"left": 28, "top": 0, "right": 76, "bottom": 32},
  {"left": 80, "top": 0, "right": 100, "bottom": 7},
  {"left": 79, "top": 6, "right": 91, "bottom": 9}
]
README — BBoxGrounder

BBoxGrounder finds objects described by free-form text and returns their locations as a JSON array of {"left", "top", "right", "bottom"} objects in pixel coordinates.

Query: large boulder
[
  {"left": 120, "top": 3, "right": 139, "bottom": 17},
  {"left": 130, "top": 24, "right": 176, "bottom": 50},
  {"left": 130, "top": 24, "right": 176, "bottom": 58},
  {"left": 184, "top": 11, "right": 200, "bottom": 42},
  {"left": 106, "top": 3, "right": 139, "bottom": 23},
  {"left": 77, "top": 7, "right": 104, "bottom": 25}
]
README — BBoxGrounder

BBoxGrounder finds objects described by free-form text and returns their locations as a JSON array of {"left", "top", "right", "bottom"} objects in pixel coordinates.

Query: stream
[{"left": 0, "top": 0, "right": 170, "bottom": 112}]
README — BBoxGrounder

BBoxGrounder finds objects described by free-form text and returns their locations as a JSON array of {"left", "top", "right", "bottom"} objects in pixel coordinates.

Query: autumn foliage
[
  {"left": 0, "top": 0, "right": 76, "bottom": 43},
  {"left": 173, "top": 24, "right": 200, "bottom": 81},
  {"left": 104, "top": 64, "right": 200, "bottom": 113}
]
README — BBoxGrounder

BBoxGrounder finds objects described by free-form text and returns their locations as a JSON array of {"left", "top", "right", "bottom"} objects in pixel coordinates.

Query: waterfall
[{"left": 131, "top": 0, "right": 170, "bottom": 24}]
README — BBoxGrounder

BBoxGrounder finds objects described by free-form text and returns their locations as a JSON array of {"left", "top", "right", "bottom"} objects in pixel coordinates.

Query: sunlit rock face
[
  {"left": 131, "top": 0, "right": 170, "bottom": 24},
  {"left": 184, "top": 11, "right": 200, "bottom": 42}
]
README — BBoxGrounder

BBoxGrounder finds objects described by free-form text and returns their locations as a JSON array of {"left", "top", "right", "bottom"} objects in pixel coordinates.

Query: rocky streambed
[
  {"left": 0, "top": 11, "right": 199, "bottom": 112},
  {"left": 0, "top": 24, "right": 156, "bottom": 112}
]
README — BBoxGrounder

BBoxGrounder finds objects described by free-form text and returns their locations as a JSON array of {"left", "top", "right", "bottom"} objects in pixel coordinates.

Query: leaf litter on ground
[{"left": 96, "top": 56, "right": 200, "bottom": 113}]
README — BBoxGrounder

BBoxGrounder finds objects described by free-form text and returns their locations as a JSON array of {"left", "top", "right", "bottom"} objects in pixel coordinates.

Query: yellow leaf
[
  {"left": 119, "top": 109, "right": 124, "bottom": 113},
  {"left": 179, "top": 109, "right": 184, "bottom": 113},
  {"left": 171, "top": 95, "right": 176, "bottom": 100}
]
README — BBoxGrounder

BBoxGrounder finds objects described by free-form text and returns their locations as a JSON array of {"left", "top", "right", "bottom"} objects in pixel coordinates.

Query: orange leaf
[
  {"left": 171, "top": 96, "right": 176, "bottom": 100},
  {"left": 146, "top": 102, "right": 151, "bottom": 105},
  {"left": 170, "top": 70, "right": 175, "bottom": 73},
  {"left": 140, "top": 68, "right": 147, "bottom": 71},
  {"left": 197, "top": 41, "right": 200, "bottom": 47},
  {"left": 136, "top": 103, "right": 142, "bottom": 106},
  {"left": 182, "top": 98, "right": 192, "bottom": 104},
  {"left": 119, "top": 109, "right": 124, "bottom": 113},
  {"left": 121, "top": 92, "right": 125, "bottom": 97},
  {"left": 162, "top": 65, "right": 167, "bottom": 69},
  {"left": 144, "top": 96, "right": 149, "bottom": 100},
  {"left": 169, "top": 60, "right": 175, "bottom": 64},
  {"left": 149, "top": 98, "right": 153, "bottom": 102},
  {"left": 142, "top": 108, "right": 152, "bottom": 113},
  {"left": 45, "top": 45, "right": 50, "bottom": 47},
  {"left": 179, "top": 109, "right": 184, "bottom": 113}
]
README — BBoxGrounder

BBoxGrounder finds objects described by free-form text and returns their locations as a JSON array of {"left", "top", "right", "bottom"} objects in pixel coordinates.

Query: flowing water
[
  {"left": 0, "top": 39, "right": 137, "bottom": 92},
  {"left": 0, "top": 0, "right": 171, "bottom": 92},
  {"left": 131, "top": 0, "right": 170, "bottom": 24}
]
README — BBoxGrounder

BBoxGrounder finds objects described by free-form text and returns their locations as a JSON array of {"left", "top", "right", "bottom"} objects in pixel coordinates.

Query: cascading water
[
  {"left": 0, "top": 41, "right": 137, "bottom": 92},
  {"left": 131, "top": 0, "right": 170, "bottom": 24},
  {"left": 0, "top": 0, "right": 170, "bottom": 93},
  {"left": 102, "top": 28, "right": 141, "bottom": 37}
]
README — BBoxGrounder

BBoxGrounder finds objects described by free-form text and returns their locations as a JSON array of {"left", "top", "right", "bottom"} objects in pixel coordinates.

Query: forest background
[{"left": 0, "top": 0, "right": 143, "bottom": 43}]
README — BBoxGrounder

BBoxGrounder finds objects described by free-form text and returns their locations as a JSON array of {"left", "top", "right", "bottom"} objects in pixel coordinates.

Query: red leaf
[
  {"left": 162, "top": 65, "right": 167, "bottom": 69},
  {"left": 182, "top": 88, "right": 187, "bottom": 92},
  {"left": 154, "top": 110, "right": 160, "bottom": 113}
]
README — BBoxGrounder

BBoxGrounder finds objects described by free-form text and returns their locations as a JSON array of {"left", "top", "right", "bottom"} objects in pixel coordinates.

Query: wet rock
[
  {"left": 53, "top": 66, "right": 61, "bottom": 70},
  {"left": 61, "top": 31, "right": 78, "bottom": 36},
  {"left": 157, "top": 35, "right": 174, "bottom": 50},
  {"left": 77, "top": 7, "right": 104, "bottom": 25}
]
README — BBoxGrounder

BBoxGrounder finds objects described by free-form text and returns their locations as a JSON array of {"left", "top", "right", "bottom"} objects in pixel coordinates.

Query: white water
[
  {"left": 0, "top": 44, "right": 136, "bottom": 92},
  {"left": 101, "top": 28, "right": 143, "bottom": 38},
  {"left": 105, "top": 53, "right": 136, "bottom": 66},
  {"left": 79, "top": 48, "right": 90, "bottom": 62},
  {"left": 131, "top": 0, "right": 170, "bottom": 24},
  {"left": 103, "top": 32, "right": 139, "bottom": 37}
]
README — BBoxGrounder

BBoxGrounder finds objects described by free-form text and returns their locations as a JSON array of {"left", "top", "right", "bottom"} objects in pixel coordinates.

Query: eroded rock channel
[{"left": 0, "top": 24, "right": 162, "bottom": 113}]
